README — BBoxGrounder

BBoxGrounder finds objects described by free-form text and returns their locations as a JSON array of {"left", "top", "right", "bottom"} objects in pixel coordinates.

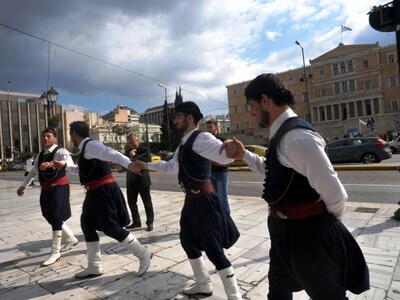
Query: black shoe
[
  {"left": 147, "top": 224, "right": 153, "bottom": 231},
  {"left": 126, "top": 223, "right": 141, "bottom": 230}
]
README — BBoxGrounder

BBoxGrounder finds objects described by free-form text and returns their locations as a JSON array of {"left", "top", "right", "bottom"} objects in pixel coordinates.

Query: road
[{"left": 1, "top": 160, "right": 399, "bottom": 204}]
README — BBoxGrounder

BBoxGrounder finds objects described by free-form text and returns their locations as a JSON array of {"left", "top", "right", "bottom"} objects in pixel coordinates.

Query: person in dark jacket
[{"left": 125, "top": 134, "right": 154, "bottom": 231}]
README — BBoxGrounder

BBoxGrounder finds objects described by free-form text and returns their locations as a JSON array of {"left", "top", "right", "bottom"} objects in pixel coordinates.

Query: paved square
[{"left": 1, "top": 179, "right": 400, "bottom": 299}]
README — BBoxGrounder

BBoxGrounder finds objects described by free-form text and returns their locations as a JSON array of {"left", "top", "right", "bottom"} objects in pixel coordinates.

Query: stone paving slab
[{"left": 1, "top": 179, "right": 400, "bottom": 299}]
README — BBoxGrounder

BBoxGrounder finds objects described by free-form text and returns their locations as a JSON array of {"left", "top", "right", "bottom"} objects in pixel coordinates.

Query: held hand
[
  {"left": 128, "top": 161, "right": 146, "bottom": 175},
  {"left": 219, "top": 137, "right": 245, "bottom": 160},
  {"left": 51, "top": 160, "right": 66, "bottom": 169},
  {"left": 130, "top": 149, "right": 137, "bottom": 158},
  {"left": 39, "top": 162, "right": 52, "bottom": 170},
  {"left": 17, "top": 186, "right": 25, "bottom": 196}
]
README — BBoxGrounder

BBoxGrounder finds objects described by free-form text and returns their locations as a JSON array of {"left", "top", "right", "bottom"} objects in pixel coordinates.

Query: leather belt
[
  {"left": 184, "top": 180, "right": 214, "bottom": 198},
  {"left": 84, "top": 174, "right": 115, "bottom": 191},
  {"left": 269, "top": 199, "right": 326, "bottom": 220},
  {"left": 41, "top": 176, "right": 69, "bottom": 190}
]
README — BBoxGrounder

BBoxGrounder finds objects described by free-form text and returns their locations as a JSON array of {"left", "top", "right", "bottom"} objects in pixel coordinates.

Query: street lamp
[
  {"left": 295, "top": 40, "right": 312, "bottom": 124},
  {"left": 158, "top": 83, "right": 172, "bottom": 151},
  {"left": 40, "top": 86, "right": 59, "bottom": 127}
]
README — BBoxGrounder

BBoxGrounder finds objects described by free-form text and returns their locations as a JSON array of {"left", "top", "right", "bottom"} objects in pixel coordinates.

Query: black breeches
[{"left": 81, "top": 214, "right": 129, "bottom": 242}]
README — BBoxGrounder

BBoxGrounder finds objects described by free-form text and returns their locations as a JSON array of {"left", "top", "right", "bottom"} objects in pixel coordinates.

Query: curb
[{"left": 228, "top": 164, "right": 400, "bottom": 172}]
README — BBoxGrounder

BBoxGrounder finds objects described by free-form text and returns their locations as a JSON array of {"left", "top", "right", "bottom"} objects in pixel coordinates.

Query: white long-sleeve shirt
[
  {"left": 67, "top": 137, "right": 132, "bottom": 175},
  {"left": 21, "top": 144, "right": 75, "bottom": 188},
  {"left": 147, "top": 128, "right": 233, "bottom": 173},
  {"left": 243, "top": 108, "right": 347, "bottom": 218}
]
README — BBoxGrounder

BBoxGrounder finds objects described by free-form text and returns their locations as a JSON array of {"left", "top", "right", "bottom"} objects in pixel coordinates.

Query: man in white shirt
[
  {"left": 221, "top": 74, "right": 369, "bottom": 299},
  {"left": 52, "top": 121, "right": 151, "bottom": 278},
  {"left": 17, "top": 128, "right": 78, "bottom": 266},
  {"left": 131, "top": 102, "right": 242, "bottom": 299}
]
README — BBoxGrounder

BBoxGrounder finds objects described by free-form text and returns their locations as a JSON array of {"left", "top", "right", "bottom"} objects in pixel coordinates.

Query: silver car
[{"left": 325, "top": 137, "right": 392, "bottom": 163}]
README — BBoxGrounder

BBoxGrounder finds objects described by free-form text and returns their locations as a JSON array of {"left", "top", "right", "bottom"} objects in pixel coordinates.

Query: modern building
[
  {"left": 102, "top": 105, "right": 140, "bottom": 125},
  {"left": 199, "top": 114, "right": 230, "bottom": 134},
  {"left": 0, "top": 91, "right": 63, "bottom": 160},
  {"left": 227, "top": 43, "right": 400, "bottom": 141},
  {"left": 62, "top": 107, "right": 102, "bottom": 149},
  {"left": 140, "top": 103, "right": 174, "bottom": 125}
]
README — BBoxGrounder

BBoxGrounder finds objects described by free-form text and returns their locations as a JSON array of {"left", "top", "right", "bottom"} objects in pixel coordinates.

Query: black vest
[
  {"left": 263, "top": 117, "right": 320, "bottom": 205},
  {"left": 38, "top": 146, "right": 66, "bottom": 183},
  {"left": 79, "top": 139, "right": 112, "bottom": 185},
  {"left": 178, "top": 130, "right": 211, "bottom": 186}
]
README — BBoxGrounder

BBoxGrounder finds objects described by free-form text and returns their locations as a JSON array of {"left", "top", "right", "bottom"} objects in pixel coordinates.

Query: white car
[{"left": 388, "top": 137, "right": 400, "bottom": 153}]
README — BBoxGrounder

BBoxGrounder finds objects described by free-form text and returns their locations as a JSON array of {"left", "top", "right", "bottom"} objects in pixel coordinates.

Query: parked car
[
  {"left": 388, "top": 136, "right": 400, "bottom": 153},
  {"left": 325, "top": 137, "right": 392, "bottom": 164},
  {"left": 230, "top": 145, "right": 268, "bottom": 167}
]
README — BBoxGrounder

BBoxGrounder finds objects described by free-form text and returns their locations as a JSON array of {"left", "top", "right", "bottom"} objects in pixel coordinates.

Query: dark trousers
[{"left": 127, "top": 182, "right": 154, "bottom": 226}]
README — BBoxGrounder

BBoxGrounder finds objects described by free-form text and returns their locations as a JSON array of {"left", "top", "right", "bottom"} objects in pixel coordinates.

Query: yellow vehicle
[
  {"left": 151, "top": 154, "right": 161, "bottom": 163},
  {"left": 229, "top": 144, "right": 267, "bottom": 167}
]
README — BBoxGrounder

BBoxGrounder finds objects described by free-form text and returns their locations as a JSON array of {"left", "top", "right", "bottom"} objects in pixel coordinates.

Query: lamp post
[
  {"left": 40, "top": 86, "right": 59, "bottom": 127},
  {"left": 158, "top": 83, "right": 172, "bottom": 151},
  {"left": 295, "top": 40, "right": 312, "bottom": 124}
]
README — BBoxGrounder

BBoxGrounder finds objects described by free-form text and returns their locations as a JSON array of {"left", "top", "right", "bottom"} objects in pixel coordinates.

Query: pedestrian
[
  {"left": 221, "top": 73, "right": 369, "bottom": 300},
  {"left": 125, "top": 134, "right": 154, "bottom": 231},
  {"left": 52, "top": 121, "right": 151, "bottom": 278},
  {"left": 206, "top": 118, "right": 230, "bottom": 214},
  {"left": 131, "top": 102, "right": 242, "bottom": 299},
  {"left": 24, "top": 154, "right": 36, "bottom": 186},
  {"left": 16, "top": 128, "right": 78, "bottom": 266}
]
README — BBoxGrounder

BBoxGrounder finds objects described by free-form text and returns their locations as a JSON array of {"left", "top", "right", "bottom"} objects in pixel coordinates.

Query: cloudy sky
[{"left": 0, "top": 0, "right": 395, "bottom": 115}]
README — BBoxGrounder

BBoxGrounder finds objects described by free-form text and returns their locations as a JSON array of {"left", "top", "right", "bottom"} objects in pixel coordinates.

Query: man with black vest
[
  {"left": 17, "top": 128, "right": 78, "bottom": 266},
  {"left": 52, "top": 121, "right": 151, "bottom": 278},
  {"left": 131, "top": 102, "right": 242, "bottom": 300},
  {"left": 221, "top": 73, "right": 370, "bottom": 299}
]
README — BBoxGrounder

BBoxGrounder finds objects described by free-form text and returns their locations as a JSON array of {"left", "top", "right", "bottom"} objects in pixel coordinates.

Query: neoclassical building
[{"left": 227, "top": 43, "right": 399, "bottom": 141}]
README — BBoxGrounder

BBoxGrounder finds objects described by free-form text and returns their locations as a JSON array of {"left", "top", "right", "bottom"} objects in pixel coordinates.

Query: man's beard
[
  {"left": 259, "top": 110, "right": 270, "bottom": 128},
  {"left": 177, "top": 120, "right": 188, "bottom": 133}
]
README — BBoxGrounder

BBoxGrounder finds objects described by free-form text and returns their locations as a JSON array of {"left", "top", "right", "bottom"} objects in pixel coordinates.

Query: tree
[
  {"left": 174, "top": 86, "right": 183, "bottom": 105},
  {"left": 112, "top": 124, "right": 129, "bottom": 149}
]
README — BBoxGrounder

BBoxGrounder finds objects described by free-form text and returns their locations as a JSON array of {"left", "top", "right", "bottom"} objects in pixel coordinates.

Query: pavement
[
  {"left": 1, "top": 179, "right": 400, "bottom": 300},
  {"left": 229, "top": 162, "right": 400, "bottom": 171}
]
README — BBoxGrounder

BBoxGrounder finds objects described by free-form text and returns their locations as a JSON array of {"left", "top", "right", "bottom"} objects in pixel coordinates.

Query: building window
[
  {"left": 326, "top": 105, "right": 332, "bottom": 120},
  {"left": 233, "top": 89, "right": 237, "bottom": 96},
  {"left": 363, "top": 59, "right": 369, "bottom": 69},
  {"left": 357, "top": 101, "right": 363, "bottom": 116},
  {"left": 233, "top": 106, "right": 238, "bottom": 113},
  {"left": 392, "top": 100, "right": 400, "bottom": 110},
  {"left": 245, "top": 104, "right": 249, "bottom": 112},
  {"left": 333, "top": 63, "right": 338, "bottom": 75},
  {"left": 341, "top": 103, "right": 347, "bottom": 120},
  {"left": 341, "top": 81, "right": 348, "bottom": 93},
  {"left": 319, "top": 69, "right": 325, "bottom": 79},
  {"left": 389, "top": 76, "right": 397, "bottom": 88},
  {"left": 288, "top": 76, "right": 293, "bottom": 84},
  {"left": 365, "top": 99, "right": 372, "bottom": 115},
  {"left": 387, "top": 53, "right": 395, "bottom": 64},
  {"left": 349, "top": 102, "right": 355, "bottom": 118},
  {"left": 349, "top": 80, "right": 355, "bottom": 91},
  {"left": 373, "top": 98, "right": 380, "bottom": 114},
  {"left": 348, "top": 60, "right": 354, "bottom": 72},
  {"left": 340, "top": 62, "right": 346, "bottom": 73},
  {"left": 320, "top": 89, "right": 327, "bottom": 97},
  {"left": 235, "top": 123, "right": 240, "bottom": 130},
  {"left": 364, "top": 80, "right": 371, "bottom": 89},
  {"left": 334, "top": 82, "right": 340, "bottom": 94},
  {"left": 312, "top": 107, "right": 318, "bottom": 122},
  {"left": 246, "top": 121, "right": 250, "bottom": 128},
  {"left": 333, "top": 104, "right": 340, "bottom": 119},
  {"left": 319, "top": 107, "right": 325, "bottom": 121}
]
